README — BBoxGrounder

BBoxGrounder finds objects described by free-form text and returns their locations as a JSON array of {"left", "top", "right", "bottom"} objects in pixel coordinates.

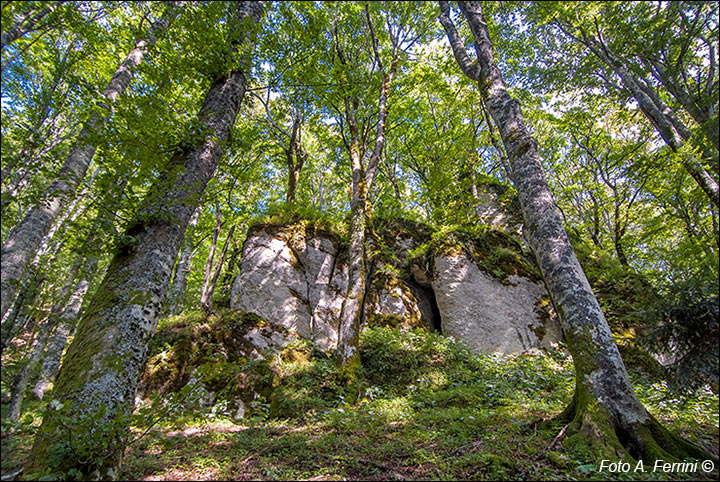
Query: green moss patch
[{"left": 408, "top": 224, "right": 541, "bottom": 283}]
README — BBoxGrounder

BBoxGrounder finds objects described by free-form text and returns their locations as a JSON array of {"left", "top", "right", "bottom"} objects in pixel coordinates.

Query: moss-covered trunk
[
  {"left": 337, "top": 123, "right": 367, "bottom": 372},
  {"left": 440, "top": 0, "right": 714, "bottom": 463},
  {"left": 23, "top": 3, "right": 263, "bottom": 480}
]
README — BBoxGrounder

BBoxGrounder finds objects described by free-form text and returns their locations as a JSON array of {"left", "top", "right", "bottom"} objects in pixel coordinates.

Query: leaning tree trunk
[
  {"left": 202, "top": 225, "right": 236, "bottom": 312},
  {"left": 1, "top": 168, "right": 97, "bottom": 351},
  {"left": 23, "top": 3, "right": 262, "bottom": 480},
  {"left": 200, "top": 207, "right": 222, "bottom": 310},
  {"left": 32, "top": 255, "right": 99, "bottom": 402},
  {"left": 0, "top": 3, "right": 179, "bottom": 320},
  {"left": 164, "top": 206, "right": 201, "bottom": 316},
  {"left": 33, "top": 235, "right": 102, "bottom": 401},
  {"left": 0, "top": 3, "right": 58, "bottom": 49},
  {"left": 7, "top": 259, "right": 81, "bottom": 421},
  {"left": 441, "top": 0, "right": 712, "bottom": 463}
]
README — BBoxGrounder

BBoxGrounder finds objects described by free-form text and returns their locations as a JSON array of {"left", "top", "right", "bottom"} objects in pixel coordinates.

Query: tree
[
  {"left": 531, "top": 1, "right": 718, "bottom": 208},
  {"left": 24, "top": 2, "right": 264, "bottom": 479},
  {"left": 0, "top": 2, "right": 180, "bottom": 319},
  {"left": 438, "top": 0, "right": 711, "bottom": 462},
  {"left": 164, "top": 206, "right": 201, "bottom": 316}
]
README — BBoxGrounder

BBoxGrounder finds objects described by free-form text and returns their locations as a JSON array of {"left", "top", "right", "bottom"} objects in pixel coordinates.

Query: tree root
[{"left": 547, "top": 388, "right": 718, "bottom": 466}]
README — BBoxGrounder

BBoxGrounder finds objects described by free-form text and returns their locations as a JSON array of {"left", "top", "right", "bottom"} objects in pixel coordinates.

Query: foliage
[
  {"left": 639, "top": 280, "right": 720, "bottom": 394},
  {"left": 0, "top": 0, "right": 718, "bottom": 478}
]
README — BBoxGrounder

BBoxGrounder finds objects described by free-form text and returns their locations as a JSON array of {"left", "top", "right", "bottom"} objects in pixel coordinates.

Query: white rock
[{"left": 432, "top": 254, "right": 561, "bottom": 354}]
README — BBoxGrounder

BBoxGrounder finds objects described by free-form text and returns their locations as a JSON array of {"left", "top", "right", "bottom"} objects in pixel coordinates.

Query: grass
[{"left": 2, "top": 326, "right": 718, "bottom": 481}]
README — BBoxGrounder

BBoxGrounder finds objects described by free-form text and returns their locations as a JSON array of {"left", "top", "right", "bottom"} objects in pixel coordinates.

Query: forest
[{"left": 0, "top": 1, "right": 718, "bottom": 480}]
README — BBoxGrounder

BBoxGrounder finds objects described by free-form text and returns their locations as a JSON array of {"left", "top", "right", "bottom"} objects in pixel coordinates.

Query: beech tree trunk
[
  {"left": 165, "top": 206, "right": 201, "bottom": 316},
  {"left": 1, "top": 168, "right": 97, "bottom": 351},
  {"left": 335, "top": 7, "right": 399, "bottom": 373},
  {"left": 24, "top": 3, "right": 263, "bottom": 480},
  {"left": 33, "top": 241, "right": 102, "bottom": 401},
  {"left": 8, "top": 318, "right": 53, "bottom": 421},
  {"left": 7, "top": 260, "right": 81, "bottom": 421},
  {"left": 0, "top": 3, "right": 179, "bottom": 320},
  {"left": 441, "top": 0, "right": 711, "bottom": 462},
  {"left": 0, "top": 3, "right": 58, "bottom": 49}
]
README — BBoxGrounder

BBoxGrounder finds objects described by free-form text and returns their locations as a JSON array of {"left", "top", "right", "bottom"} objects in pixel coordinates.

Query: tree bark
[
  {"left": 0, "top": 4, "right": 180, "bottom": 320},
  {"left": 441, "top": 0, "right": 711, "bottom": 462},
  {"left": 23, "top": 3, "right": 263, "bottom": 480},
  {"left": 0, "top": 3, "right": 58, "bottom": 49},
  {"left": 32, "top": 228, "right": 103, "bottom": 401},
  {"left": 1, "top": 168, "right": 97, "bottom": 351},
  {"left": 7, "top": 259, "right": 81, "bottom": 421},
  {"left": 165, "top": 206, "right": 201, "bottom": 316},
  {"left": 32, "top": 255, "right": 99, "bottom": 402}
]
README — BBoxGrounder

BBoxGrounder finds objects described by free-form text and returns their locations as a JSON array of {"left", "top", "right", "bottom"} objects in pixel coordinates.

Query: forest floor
[{"left": 2, "top": 327, "right": 718, "bottom": 481}]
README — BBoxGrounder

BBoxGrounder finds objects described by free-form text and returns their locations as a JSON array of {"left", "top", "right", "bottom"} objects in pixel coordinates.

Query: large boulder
[
  {"left": 230, "top": 224, "right": 347, "bottom": 350},
  {"left": 408, "top": 225, "right": 562, "bottom": 354},
  {"left": 432, "top": 253, "right": 561, "bottom": 354},
  {"left": 230, "top": 219, "right": 562, "bottom": 357}
]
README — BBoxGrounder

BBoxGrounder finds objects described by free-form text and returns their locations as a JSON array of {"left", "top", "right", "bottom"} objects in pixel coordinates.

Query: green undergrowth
[
  {"left": 2, "top": 322, "right": 717, "bottom": 480},
  {"left": 124, "top": 322, "right": 717, "bottom": 481}
]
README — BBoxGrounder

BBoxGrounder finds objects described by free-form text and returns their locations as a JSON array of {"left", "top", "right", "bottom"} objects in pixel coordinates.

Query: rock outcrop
[
  {"left": 432, "top": 254, "right": 560, "bottom": 354},
  {"left": 229, "top": 218, "right": 562, "bottom": 356},
  {"left": 230, "top": 224, "right": 348, "bottom": 350}
]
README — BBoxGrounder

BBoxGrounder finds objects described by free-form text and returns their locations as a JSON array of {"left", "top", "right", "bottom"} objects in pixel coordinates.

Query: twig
[{"left": 547, "top": 422, "right": 571, "bottom": 450}]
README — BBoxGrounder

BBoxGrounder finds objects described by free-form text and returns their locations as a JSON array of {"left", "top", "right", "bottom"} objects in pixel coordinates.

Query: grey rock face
[{"left": 432, "top": 254, "right": 561, "bottom": 354}]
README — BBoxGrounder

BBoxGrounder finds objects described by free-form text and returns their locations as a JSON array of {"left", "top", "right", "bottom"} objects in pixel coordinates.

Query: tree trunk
[
  {"left": 23, "top": 3, "right": 262, "bottom": 479},
  {"left": 7, "top": 317, "right": 53, "bottom": 421},
  {"left": 200, "top": 207, "right": 222, "bottom": 310},
  {"left": 337, "top": 129, "right": 368, "bottom": 369},
  {"left": 0, "top": 3, "right": 179, "bottom": 320},
  {"left": 1, "top": 168, "right": 97, "bottom": 350},
  {"left": 202, "top": 225, "right": 236, "bottom": 312},
  {"left": 33, "top": 249, "right": 101, "bottom": 401},
  {"left": 336, "top": 7, "right": 399, "bottom": 373},
  {"left": 441, "top": 0, "right": 712, "bottom": 463},
  {"left": 0, "top": 266, "right": 42, "bottom": 354},
  {"left": 165, "top": 206, "right": 201, "bottom": 316},
  {"left": 7, "top": 259, "right": 81, "bottom": 421},
  {"left": 0, "top": 3, "right": 57, "bottom": 49}
]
